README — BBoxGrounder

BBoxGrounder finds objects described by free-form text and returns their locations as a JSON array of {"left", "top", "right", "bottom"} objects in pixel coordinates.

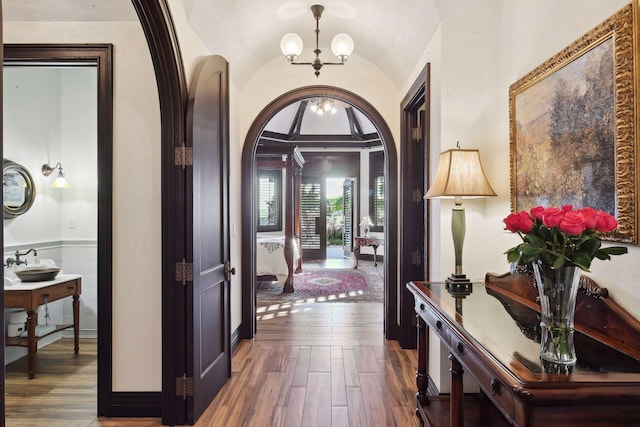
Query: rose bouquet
[{"left": 503, "top": 205, "right": 627, "bottom": 271}]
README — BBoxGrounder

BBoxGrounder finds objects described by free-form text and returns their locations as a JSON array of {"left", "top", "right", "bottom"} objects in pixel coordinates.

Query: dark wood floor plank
[
  {"left": 346, "top": 387, "right": 368, "bottom": 427},
  {"left": 292, "top": 347, "right": 311, "bottom": 387},
  {"left": 342, "top": 348, "right": 361, "bottom": 387},
  {"left": 282, "top": 386, "right": 306, "bottom": 427},
  {"left": 331, "top": 358, "right": 348, "bottom": 407},
  {"left": 309, "top": 346, "right": 331, "bottom": 372},
  {"left": 301, "top": 372, "right": 332, "bottom": 427}
]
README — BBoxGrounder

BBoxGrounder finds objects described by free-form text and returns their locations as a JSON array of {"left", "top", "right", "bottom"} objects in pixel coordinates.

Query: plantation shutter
[
  {"left": 369, "top": 151, "right": 384, "bottom": 231},
  {"left": 257, "top": 169, "right": 282, "bottom": 232},
  {"left": 342, "top": 179, "right": 353, "bottom": 251},
  {"left": 300, "top": 181, "right": 321, "bottom": 250}
]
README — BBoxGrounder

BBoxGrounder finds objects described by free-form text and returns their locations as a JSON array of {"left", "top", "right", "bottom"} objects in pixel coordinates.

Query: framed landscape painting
[{"left": 509, "top": 3, "right": 639, "bottom": 244}]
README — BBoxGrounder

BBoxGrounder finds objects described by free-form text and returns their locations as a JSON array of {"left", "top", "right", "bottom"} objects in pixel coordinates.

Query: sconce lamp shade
[
  {"left": 280, "top": 33, "right": 304, "bottom": 61},
  {"left": 425, "top": 148, "right": 496, "bottom": 199},
  {"left": 42, "top": 162, "right": 71, "bottom": 188},
  {"left": 331, "top": 33, "right": 354, "bottom": 60}
]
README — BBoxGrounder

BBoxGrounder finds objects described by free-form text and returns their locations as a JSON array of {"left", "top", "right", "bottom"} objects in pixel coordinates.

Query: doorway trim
[
  {"left": 3, "top": 43, "right": 114, "bottom": 413},
  {"left": 399, "top": 65, "right": 430, "bottom": 348},
  {"left": 240, "top": 85, "right": 399, "bottom": 341}
]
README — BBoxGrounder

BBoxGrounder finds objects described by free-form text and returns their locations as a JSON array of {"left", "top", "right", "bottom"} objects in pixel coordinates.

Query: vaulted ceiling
[
  {"left": 4, "top": 0, "right": 441, "bottom": 89},
  {"left": 185, "top": 0, "right": 440, "bottom": 87},
  {"left": 4, "top": 0, "right": 438, "bottom": 137}
]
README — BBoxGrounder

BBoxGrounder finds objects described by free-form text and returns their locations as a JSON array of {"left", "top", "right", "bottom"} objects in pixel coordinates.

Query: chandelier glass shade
[{"left": 280, "top": 4, "right": 354, "bottom": 77}]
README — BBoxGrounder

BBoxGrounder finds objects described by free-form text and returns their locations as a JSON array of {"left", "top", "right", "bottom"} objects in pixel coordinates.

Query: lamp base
[{"left": 445, "top": 273, "right": 473, "bottom": 298}]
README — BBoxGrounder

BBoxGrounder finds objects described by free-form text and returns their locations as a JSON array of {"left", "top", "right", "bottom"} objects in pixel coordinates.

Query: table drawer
[
  {"left": 450, "top": 335, "right": 515, "bottom": 423},
  {"left": 35, "top": 281, "right": 78, "bottom": 303}
]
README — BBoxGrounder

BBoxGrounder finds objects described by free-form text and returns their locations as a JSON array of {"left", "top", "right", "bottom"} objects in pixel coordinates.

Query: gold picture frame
[{"left": 509, "top": 3, "right": 639, "bottom": 244}]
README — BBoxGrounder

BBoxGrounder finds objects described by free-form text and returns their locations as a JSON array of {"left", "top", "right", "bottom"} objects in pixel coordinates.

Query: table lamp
[
  {"left": 359, "top": 216, "right": 374, "bottom": 237},
  {"left": 424, "top": 144, "right": 496, "bottom": 294}
]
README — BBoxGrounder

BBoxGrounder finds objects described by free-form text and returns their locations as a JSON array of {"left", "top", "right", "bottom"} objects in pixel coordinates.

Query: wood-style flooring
[{"left": 5, "top": 261, "right": 420, "bottom": 426}]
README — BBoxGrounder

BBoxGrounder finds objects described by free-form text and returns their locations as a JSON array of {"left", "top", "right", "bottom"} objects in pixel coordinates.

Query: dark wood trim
[
  {"left": 241, "top": 85, "right": 399, "bottom": 341},
  {"left": 0, "top": 9, "right": 5, "bottom": 422},
  {"left": 130, "top": 0, "right": 188, "bottom": 425},
  {"left": 399, "top": 65, "right": 430, "bottom": 349},
  {"left": 260, "top": 130, "right": 382, "bottom": 146},
  {"left": 3, "top": 43, "right": 114, "bottom": 416},
  {"left": 107, "top": 392, "right": 162, "bottom": 417}
]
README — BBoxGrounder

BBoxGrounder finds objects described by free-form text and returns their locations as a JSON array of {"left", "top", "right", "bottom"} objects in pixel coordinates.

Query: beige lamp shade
[{"left": 425, "top": 148, "right": 496, "bottom": 198}]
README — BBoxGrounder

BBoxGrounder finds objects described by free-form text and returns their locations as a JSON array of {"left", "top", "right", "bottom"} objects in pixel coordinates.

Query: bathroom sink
[{"left": 15, "top": 267, "right": 61, "bottom": 282}]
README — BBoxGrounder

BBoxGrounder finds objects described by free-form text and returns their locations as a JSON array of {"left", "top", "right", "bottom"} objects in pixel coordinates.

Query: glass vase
[{"left": 532, "top": 262, "right": 581, "bottom": 370}]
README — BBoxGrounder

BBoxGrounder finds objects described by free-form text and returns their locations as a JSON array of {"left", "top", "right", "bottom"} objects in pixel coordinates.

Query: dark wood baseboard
[
  {"left": 108, "top": 392, "right": 162, "bottom": 417},
  {"left": 231, "top": 327, "right": 241, "bottom": 353}
]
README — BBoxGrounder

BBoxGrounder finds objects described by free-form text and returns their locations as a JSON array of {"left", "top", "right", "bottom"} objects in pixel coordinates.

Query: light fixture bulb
[
  {"left": 52, "top": 170, "right": 71, "bottom": 188},
  {"left": 310, "top": 104, "right": 318, "bottom": 113},
  {"left": 317, "top": 109, "right": 324, "bottom": 116},
  {"left": 280, "top": 33, "right": 304, "bottom": 61},
  {"left": 323, "top": 101, "right": 331, "bottom": 112},
  {"left": 331, "top": 33, "right": 354, "bottom": 61}
]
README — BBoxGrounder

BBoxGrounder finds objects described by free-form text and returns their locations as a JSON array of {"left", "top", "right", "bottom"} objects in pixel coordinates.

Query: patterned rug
[{"left": 257, "top": 266, "right": 383, "bottom": 305}]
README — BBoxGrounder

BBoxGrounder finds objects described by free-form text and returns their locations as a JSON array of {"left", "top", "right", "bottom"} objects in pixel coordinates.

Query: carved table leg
[
  {"left": 372, "top": 244, "right": 379, "bottom": 266},
  {"left": 353, "top": 243, "right": 361, "bottom": 269},
  {"left": 73, "top": 294, "right": 80, "bottom": 354},
  {"left": 26, "top": 309, "right": 38, "bottom": 379}
]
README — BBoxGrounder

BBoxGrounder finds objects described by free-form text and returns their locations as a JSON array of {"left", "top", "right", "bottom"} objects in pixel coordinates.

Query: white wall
[
  {"left": 420, "top": 0, "right": 637, "bottom": 392},
  {"left": 4, "top": 20, "right": 163, "bottom": 391}
]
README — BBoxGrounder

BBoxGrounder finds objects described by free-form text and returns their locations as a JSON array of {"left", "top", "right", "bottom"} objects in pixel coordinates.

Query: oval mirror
[{"left": 3, "top": 159, "right": 36, "bottom": 219}]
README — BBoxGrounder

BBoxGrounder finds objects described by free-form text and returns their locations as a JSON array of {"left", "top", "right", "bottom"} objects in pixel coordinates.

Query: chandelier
[
  {"left": 309, "top": 98, "right": 337, "bottom": 115},
  {"left": 280, "top": 4, "right": 354, "bottom": 77}
]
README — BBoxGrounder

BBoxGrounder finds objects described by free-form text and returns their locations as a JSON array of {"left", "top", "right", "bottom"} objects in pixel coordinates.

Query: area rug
[{"left": 257, "top": 266, "right": 383, "bottom": 305}]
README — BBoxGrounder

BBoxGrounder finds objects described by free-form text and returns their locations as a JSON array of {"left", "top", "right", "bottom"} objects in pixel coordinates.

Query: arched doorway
[{"left": 240, "top": 85, "right": 398, "bottom": 341}]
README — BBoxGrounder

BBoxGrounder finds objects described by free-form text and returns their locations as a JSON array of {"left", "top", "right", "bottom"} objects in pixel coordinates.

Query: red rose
[
  {"left": 594, "top": 212, "right": 618, "bottom": 232},
  {"left": 578, "top": 207, "right": 599, "bottom": 229},
  {"left": 559, "top": 211, "right": 586, "bottom": 236},
  {"left": 504, "top": 211, "right": 534, "bottom": 233},
  {"left": 541, "top": 207, "right": 565, "bottom": 228},
  {"left": 530, "top": 206, "right": 545, "bottom": 221}
]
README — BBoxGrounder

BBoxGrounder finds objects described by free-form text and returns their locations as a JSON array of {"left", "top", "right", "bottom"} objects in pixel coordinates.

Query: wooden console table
[
  {"left": 5, "top": 274, "right": 82, "bottom": 379},
  {"left": 353, "top": 236, "right": 383, "bottom": 268},
  {"left": 407, "top": 275, "right": 640, "bottom": 427}
]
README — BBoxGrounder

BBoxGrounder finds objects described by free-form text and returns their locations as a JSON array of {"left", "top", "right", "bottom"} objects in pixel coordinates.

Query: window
[
  {"left": 369, "top": 151, "right": 384, "bottom": 232},
  {"left": 257, "top": 169, "right": 282, "bottom": 232}
]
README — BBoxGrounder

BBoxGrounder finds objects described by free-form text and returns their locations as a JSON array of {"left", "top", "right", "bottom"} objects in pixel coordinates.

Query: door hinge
[
  {"left": 412, "top": 189, "right": 424, "bottom": 203},
  {"left": 175, "top": 143, "right": 193, "bottom": 169},
  {"left": 411, "top": 126, "right": 423, "bottom": 141},
  {"left": 411, "top": 250, "right": 422, "bottom": 266},
  {"left": 175, "top": 259, "right": 193, "bottom": 285},
  {"left": 176, "top": 374, "right": 194, "bottom": 400}
]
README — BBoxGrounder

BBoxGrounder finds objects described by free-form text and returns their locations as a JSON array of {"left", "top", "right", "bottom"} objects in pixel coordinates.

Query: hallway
[{"left": 194, "top": 301, "right": 419, "bottom": 426}]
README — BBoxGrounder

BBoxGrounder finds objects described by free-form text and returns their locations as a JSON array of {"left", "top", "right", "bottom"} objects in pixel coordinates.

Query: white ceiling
[{"left": 4, "top": 0, "right": 441, "bottom": 88}]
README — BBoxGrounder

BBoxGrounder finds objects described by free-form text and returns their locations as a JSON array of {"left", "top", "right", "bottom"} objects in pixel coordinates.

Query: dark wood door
[{"left": 186, "top": 55, "right": 231, "bottom": 422}]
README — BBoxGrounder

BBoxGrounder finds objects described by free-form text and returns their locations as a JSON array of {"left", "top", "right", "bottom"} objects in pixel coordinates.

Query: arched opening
[{"left": 241, "top": 85, "right": 398, "bottom": 341}]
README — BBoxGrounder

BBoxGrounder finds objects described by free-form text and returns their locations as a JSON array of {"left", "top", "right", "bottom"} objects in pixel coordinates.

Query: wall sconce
[
  {"left": 280, "top": 4, "right": 354, "bottom": 77},
  {"left": 359, "top": 216, "right": 374, "bottom": 237},
  {"left": 42, "top": 162, "right": 71, "bottom": 188},
  {"left": 424, "top": 143, "right": 496, "bottom": 293}
]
